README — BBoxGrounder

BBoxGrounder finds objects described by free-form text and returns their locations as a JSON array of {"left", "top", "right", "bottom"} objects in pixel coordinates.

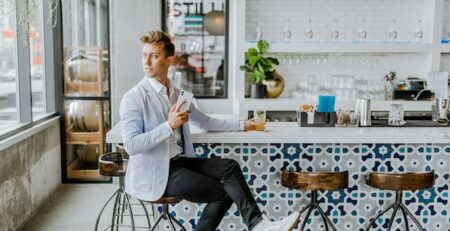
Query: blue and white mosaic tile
[{"left": 155, "top": 143, "right": 450, "bottom": 231}]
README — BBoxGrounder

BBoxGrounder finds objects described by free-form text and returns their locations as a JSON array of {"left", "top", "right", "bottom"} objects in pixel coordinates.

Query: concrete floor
[{"left": 20, "top": 184, "right": 155, "bottom": 231}]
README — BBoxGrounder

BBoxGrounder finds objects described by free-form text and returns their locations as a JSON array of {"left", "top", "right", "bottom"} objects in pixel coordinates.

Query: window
[
  {"left": 0, "top": 0, "right": 58, "bottom": 139},
  {"left": 163, "top": 0, "right": 228, "bottom": 99},
  {"left": 0, "top": 0, "right": 19, "bottom": 131}
]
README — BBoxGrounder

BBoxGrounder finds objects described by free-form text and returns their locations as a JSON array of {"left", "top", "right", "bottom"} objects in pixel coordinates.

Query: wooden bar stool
[
  {"left": 365, "top": 171, "right": 435, "bottom": 231},
  {"left": 94, "top": 150, "right": 151, "bottom": 231},
  {"left": 146, "top": 197, "right": 187, "bottom": 231},
  {"left": 281, "top": 170, "right": 349, "bottom": 231}
]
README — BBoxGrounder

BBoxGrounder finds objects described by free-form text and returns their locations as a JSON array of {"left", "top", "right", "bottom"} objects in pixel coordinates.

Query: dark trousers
[{"left": 163, "top": 157, "right": 263, "bottom": 231}]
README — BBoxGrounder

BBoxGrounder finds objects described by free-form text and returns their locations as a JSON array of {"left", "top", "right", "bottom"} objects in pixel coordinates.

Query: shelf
[
  {"left": 66, "top": 131, "right": 104, "bottom": 144},
  {"left": 244, "top": 43, "right": 434, "bottom": 54},
  {"left": 64, "top": 96, "right": 110, "bottom": 100},
  {"left": 239, "top": 99, "right": 433, "bottom": 112},
  {"left": 173, "top": 34, "right": 224, "bottom": 37},
  {"left": 440, "top": 44, "right": 450, "bottom": 53},
  {"left": 67, "top": 159, "right": 101, "bottom": 179},
  {"left": 64, "top": 82, "right": 109, "bottom": 95}
]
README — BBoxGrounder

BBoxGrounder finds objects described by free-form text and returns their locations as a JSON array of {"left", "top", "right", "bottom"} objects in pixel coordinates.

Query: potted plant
[{"left": 240, "top": 39, "right": 282, "bottom": 98}]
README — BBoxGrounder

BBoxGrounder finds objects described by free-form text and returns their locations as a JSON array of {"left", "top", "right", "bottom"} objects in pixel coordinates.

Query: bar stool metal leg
[
  {"left": 114, "top": 190, "right": 122, "bottom": 231},
  {"left": 137, "top": 199, "right": 152, "bottom": 228},
  {"left": 399, "top": 206, "right": 410, "bottom": 231},
  {"left": 366, "top": 190, "right": 425, "bottom": 231},
  {"left": 150, "top": 213, "right": 165, "bottom": 231},
  {"left": 298, "top": 191, "right": 337, "bottom": 231},
  {"left": 120, "top": 191, "right": 127, "bottom": 224},
  {"left": 150, "top": 204, "right": 187, "bottom": 231},
  {"left": 316, "top": 202, "right": 336, "bottom": 231},
  {"left": 167, "top": 216, "right": 177, "bottom": 231},
  {"left": 94, "top": 189, "right": 120, "bottom": 231},
  {"left": 300, "top": 206, "right": 314, "bottom": 231},
  {"left": 386, "top": 204, "right": 400, "bottom": 231},
  {"left": 169, "top": 213, "right": 187, "bottom": 231},
  {"left": 365, "top": 203, "right": 396, "bottom": 230},
  {"left": 320, "top": 209, "right": 329, "bottom": 231},
  {"left": 123, "top": 192, "right": 135, "bottom": 230},
  {"left": 400, "top": 204, "right": 425, "bottom": 231}
]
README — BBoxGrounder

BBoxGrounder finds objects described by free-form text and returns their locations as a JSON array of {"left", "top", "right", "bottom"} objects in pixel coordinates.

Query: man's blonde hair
[{"left": 140, "top": 30, "right": 175, "bottom": 57}]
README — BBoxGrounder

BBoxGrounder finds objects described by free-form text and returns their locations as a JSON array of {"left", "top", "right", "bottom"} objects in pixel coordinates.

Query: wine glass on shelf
[
  {"left": 281, "top": 54, "right": 287, "bottom": 65},
  {"left": 330, "top": 19, "right": 340, "bottom": 42},
  {"left": 358, "top": 18, "right": 368, "bottom": 42},
  {"left": 284, "top": 18, "right": 292, "bottom": 43},
  {"left": 415, "top": 19, "right": 424, "bottom": 43},
  {"left": 389, "top": 17, "right": 398, "bottom": 42},
  {"left": 255, "top": 19, "right": 264, "bottom": 41},
  {"left": 305, "top": 19, "right": 314, "bottom": 43}
]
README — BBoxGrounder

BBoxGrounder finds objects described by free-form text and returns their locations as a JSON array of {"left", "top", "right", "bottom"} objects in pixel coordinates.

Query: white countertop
[{"left": 107, "top": 121, "right": 450, "bottom": 144}]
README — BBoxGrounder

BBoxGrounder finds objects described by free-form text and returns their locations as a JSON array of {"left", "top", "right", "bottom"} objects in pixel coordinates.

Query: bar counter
[{"left": 107, "top": 121, "right": 450, "bottom": 231}]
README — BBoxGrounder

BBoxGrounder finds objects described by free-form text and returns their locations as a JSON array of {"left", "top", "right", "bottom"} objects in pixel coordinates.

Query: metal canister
[{"left": 355, "top": 98, "right": 371, "bottom": 126}]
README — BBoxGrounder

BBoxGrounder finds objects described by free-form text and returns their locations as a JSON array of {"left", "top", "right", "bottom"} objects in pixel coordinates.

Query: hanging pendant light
[{"left": 203, "top": 10, "right": 225, "bottom": 35}]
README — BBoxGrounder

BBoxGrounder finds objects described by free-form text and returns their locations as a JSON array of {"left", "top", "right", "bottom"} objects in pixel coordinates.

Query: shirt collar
[{"left": 147, "top": 77, "right": 174, "bottom": 96}]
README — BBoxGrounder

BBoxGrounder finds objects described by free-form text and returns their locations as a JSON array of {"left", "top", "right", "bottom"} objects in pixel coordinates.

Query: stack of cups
[{"left": 318, "top": 95, "right": 336, "bottom": 112}]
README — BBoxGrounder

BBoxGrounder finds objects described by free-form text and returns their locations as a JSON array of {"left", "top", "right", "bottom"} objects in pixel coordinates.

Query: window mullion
[
  {"left": 15, "top": 1, "right": 32, "bottom": 123},
  {"left": 43, "top": 0, "right": 56, "bottom": 113}
]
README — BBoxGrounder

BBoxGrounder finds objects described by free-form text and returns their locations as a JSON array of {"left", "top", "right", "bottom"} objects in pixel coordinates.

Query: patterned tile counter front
[
  {"left": 106, "top": 122, "right": 450, "bottom": 231},
  {"left": 169, "top": 143, "right": 449, "bottom": 231}
]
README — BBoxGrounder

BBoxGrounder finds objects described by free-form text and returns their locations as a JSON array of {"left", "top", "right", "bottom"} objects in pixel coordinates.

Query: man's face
[{"left": 141, "top": 42, "right": 174, "bottom": 78}]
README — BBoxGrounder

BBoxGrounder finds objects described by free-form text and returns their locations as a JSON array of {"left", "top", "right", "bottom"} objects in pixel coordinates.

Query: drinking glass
[
  {"left": 348, "top": 112, "right": 360, "bottom": 127},
  {"left": 335, "top": 109, "right": 349, "bottom": 127},
  {"left": 388, "top": 104, "right": 405, "bottom": 126},
  {"left": 254, "top": 109, "right": 266, "bottom": 131}
]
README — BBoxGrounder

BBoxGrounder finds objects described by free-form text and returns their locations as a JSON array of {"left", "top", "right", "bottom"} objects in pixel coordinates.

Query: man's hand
[
  {"left": 167, "top": 100, "right": 189, "bottom": 130},
  {"left": 244, "top": 118, "right": 257, "bottom": 131}
]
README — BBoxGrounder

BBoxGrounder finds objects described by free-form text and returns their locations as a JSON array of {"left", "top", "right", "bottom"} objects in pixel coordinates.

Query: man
[{"left": 119, "top": 30, "right": 300, "bottom": 231}]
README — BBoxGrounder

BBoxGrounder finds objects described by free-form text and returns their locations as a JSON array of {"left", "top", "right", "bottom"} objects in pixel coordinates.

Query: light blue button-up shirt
[{"left": 147, "top": 77, "right": 184, "bottom": 159}]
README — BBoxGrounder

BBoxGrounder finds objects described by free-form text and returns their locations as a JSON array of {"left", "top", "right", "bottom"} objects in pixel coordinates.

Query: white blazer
[{"left": 119, "top": 77, "right": 241, "bottom": 201}]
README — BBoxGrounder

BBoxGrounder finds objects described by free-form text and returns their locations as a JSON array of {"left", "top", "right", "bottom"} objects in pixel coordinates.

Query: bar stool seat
[
  {"left": 95, "top": 150, "right": 151, "bottom": 231},
  {"left": 145, "top": 197, "right": 187, "bottom": 231},
  {"left": 365, "top": 171, "right": 435, "bottom": 231},
  {"left": 366, "top": 172, "right": 434, "bottom": 191},
  {"left": 282, "top": 171, "right": 349, "bottom": 231},
  {"left": 99, "top": 151, "right": 128, "bottom": 176}
]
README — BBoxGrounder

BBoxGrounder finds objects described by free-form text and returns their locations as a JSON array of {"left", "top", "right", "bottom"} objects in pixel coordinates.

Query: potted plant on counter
[{"left": 240, "top": 39, "right": 284, "bottom": 98}]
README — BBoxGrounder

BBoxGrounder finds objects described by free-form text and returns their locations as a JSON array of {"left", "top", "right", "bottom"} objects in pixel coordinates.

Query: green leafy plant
[{"left": 239, "top": 39, "right": 279, "bottom": 84}]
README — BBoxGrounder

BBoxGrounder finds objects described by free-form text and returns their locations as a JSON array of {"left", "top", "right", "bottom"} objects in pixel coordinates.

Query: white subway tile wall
[
  {"left": 246, "top": 0, "right": 427, "bottom": 43},
  {"left": 268, "top": 53, "right": 429, "bottom": 100},
  {"left": 444, "top": 0, "right": 450, "bottom": 40},
  {"left": 441, "top": 54, "right": 450, "bottom": 73}
]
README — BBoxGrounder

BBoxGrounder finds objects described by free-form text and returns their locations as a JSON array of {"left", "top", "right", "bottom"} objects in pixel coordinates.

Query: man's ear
[{"left": 167, "top": 55, "right": 175, "bottom": 65}]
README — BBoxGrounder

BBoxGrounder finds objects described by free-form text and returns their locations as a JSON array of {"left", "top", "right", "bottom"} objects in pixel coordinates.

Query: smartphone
[{"left": 176, "top": 90, "right": 193, "bottom": 112}]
